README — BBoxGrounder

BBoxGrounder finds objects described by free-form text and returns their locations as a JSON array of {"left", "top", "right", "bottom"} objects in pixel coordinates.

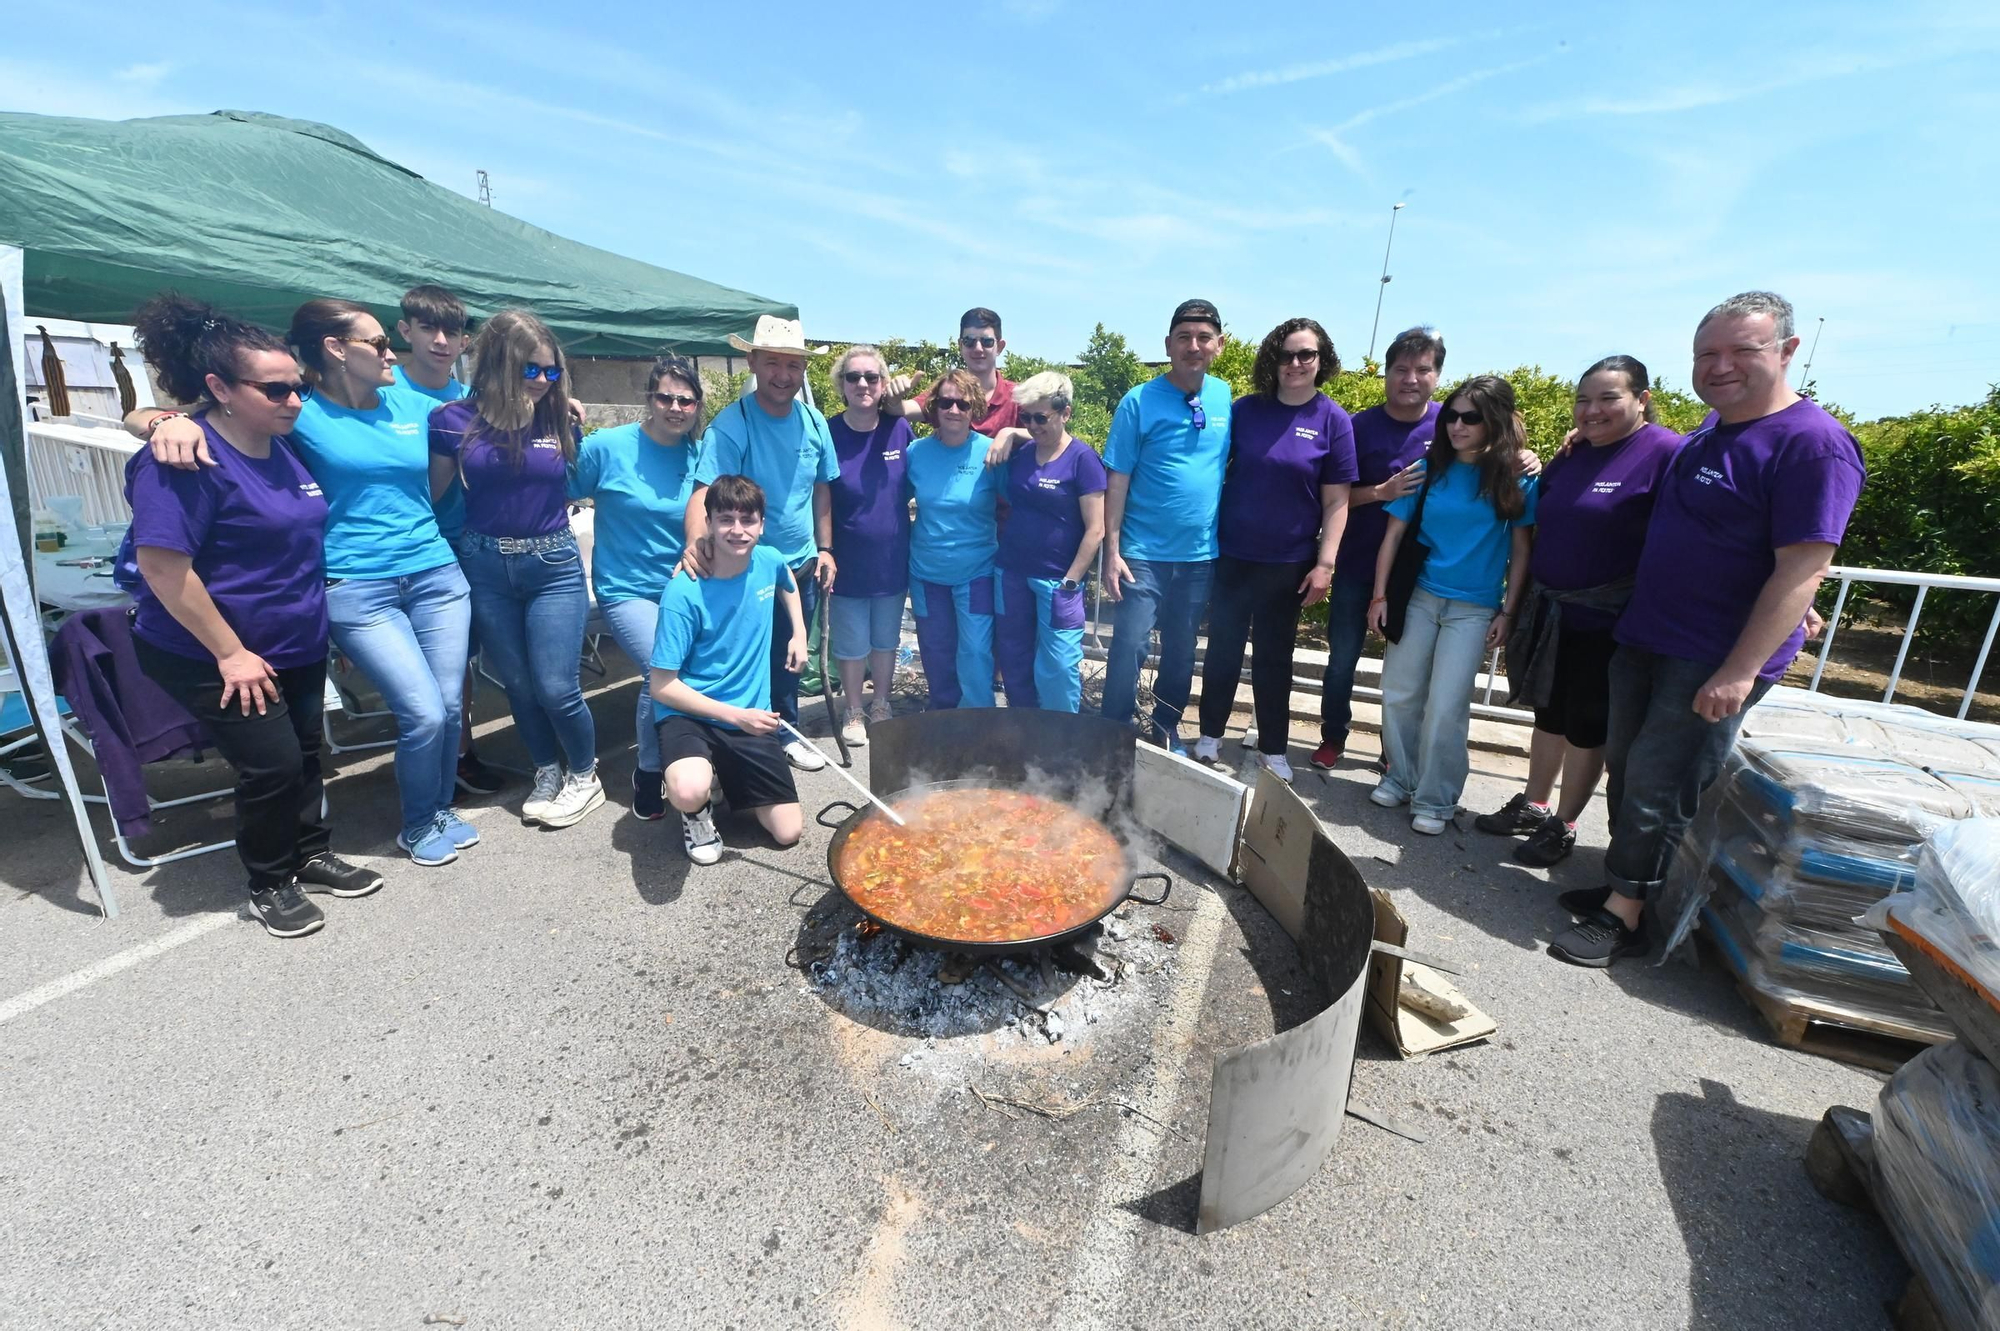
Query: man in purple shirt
[
  {"left": 1311, "top": 326, "right": 1439, "bottom": 770},
  {"left": 1550, "top": 292, "right": 1867, "bottom": 967}
]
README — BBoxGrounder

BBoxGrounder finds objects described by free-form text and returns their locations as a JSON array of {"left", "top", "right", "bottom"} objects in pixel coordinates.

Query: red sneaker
[{"left": 1309, "top": 741, "right": 1342, "bottom": 770}]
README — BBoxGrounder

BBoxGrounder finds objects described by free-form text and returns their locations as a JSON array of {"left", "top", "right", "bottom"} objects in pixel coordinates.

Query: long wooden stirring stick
[{"left": 779, "top": 721, "right": 906, "bottom": 826}]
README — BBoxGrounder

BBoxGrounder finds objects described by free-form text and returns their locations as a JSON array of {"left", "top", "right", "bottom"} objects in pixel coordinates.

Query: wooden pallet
[
  {"left": 1737, "top": 978, "right": 1943, "bottom": 1073},
  {"left": 1805, "top": 1107, "right": 1962, "bottom": 1331}
]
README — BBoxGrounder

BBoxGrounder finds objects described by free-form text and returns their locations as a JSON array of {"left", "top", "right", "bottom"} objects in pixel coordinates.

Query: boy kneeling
[{"left": 650, "top": 476, "right": 810, "bottom": 864}]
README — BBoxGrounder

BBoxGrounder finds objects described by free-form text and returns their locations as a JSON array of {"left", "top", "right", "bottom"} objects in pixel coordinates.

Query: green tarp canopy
[{"left": 0, "top": 109, "right": 794, "bottom": 355}]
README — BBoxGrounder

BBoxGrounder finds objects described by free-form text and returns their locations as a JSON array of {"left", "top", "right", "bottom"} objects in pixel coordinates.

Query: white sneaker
[
  {"left": 1192, "top": 736, "right": 1221, "bottom": 764},
  {"left": 841, "top": 710, "right": 869, "bottom": 747},
  {"left": 1411, "top": 812, "right": 1449, "bottom": 835},
  {"left": 682, "top": 800, "right": 723, "bottom": 865},
  {"left": 521, "top": 763, "right": 563, "bottom": 824},
  {"left": 784, "top": 738, "right": 827, "bottom": 772},
  {"left": 539, "top": 769, "right": 605, "bottom": 828},
  {"left": 1260, "top": 753, "right": 1294, "bottom": 782},
  {"left": 1368, "top": 783, "right": 1406, "bottom": 808}
]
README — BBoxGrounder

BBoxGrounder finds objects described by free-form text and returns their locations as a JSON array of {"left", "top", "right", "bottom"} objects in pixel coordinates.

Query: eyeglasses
[
  {"left": 959, "top": 335, "right": 997, "bottom": 350},
  {"left": 1020, "top": 410, "right": 1057, "bottom": 427},
  {"left": 1278, "top": 348, "right": 1320, "bottom": 366},
  {"left": 934, "top": 398, "right": 972, "bottom": 414},
  {"left": 842, "top": 371, "right": 882, "bottom": 385},
  {"left": 1439, "top": 408, "right": 1482, "bottom": 425},
  {"left": 652, "top": 391, "right": 697, "bottom": 409},
  {"left": 341, "top": 335, "right": 392, "bottom": 354},
  {"left": 522, "top": 363, "right": 564, "bottom": 382},
  {"left": 233, "top": 378, "right": 314, "bottom": 404},
  {"left": 1186, "top": 394, "right": 1207, "bottom": 431}
]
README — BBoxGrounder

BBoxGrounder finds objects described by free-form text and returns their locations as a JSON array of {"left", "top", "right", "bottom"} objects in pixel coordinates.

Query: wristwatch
[{"left": 1059, "top": 578, "right": 1082, "bottom": 592}]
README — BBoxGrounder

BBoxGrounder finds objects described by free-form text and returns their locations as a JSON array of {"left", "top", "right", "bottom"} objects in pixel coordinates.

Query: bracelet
[
  {"left": 143, "top": 411, "right": 186, "bottom": 439},
  {"left": 1369, "top": 596, "right": 1388, "bottom": 606}
]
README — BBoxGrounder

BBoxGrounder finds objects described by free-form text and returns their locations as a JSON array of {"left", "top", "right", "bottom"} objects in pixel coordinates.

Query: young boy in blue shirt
[{"left": 650, "top": 475, "right": 811, "bottom": 864}]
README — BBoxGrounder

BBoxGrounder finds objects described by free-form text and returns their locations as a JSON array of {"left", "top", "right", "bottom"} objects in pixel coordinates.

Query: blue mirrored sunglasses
[
  {"left": 522, "top": 362, "right": 563, "bottom": 382},
  {"left": 1186, "top": 394, "right": 1207, "bottom": 430}
]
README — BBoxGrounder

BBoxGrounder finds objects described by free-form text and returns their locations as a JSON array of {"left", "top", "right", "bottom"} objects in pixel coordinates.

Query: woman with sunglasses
[
  {"left": 825, "top": 345, "right": 913, "bottom": 744},
  {"left": 132, "top": 297, "right": 477, "bottom": 870},
  {"left": 124, "top": 294, "right": 382, "bottom": 938},
  {"left": 1193, "top": 319, "right": 1355, "bottom": 780},
  {"left": 566, "top": 353, "right": 704, "bottom": 820},
  {"left": 904, "top": 369, "right": 1002, "bottom": 710},
  {"left": 1366, "top": 375, "right": 1538, "bottom": 835},
  {"left": 992, "top": 371, "right": 1106, "bottom": 712},
  {"left": 429, "top": 310, "right": 602, "bottom": 830}
]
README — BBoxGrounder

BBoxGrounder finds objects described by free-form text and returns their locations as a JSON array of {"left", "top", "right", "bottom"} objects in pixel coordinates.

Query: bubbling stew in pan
[{"left": 837, "top": 787, "right": 1125, "bottom": 944}]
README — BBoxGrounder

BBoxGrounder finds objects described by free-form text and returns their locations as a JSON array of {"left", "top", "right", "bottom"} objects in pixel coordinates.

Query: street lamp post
[{"left": 1366, "top": 201, "right": 1406, "bottom": 366}]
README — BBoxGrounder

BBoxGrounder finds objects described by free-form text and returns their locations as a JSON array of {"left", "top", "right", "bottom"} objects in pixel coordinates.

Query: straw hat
[{"left": 727, "top": 315, "right": 829, "bottom": 357}]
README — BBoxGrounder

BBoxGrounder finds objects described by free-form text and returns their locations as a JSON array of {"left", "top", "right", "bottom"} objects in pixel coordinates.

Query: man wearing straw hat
[{"left": 684, "top": 316, "right": 840, "bottom": 772}]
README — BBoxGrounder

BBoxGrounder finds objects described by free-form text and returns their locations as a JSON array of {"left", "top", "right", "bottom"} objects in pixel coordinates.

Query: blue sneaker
[
  {"left": 396, "top": 819, "right": 458, "bottom": 867},
  {"left": 436, "top": 809, "right": 480, "bottom": 849}
]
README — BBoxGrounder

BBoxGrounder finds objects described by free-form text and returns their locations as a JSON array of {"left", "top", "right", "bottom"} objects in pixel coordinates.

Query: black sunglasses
[
  {"left": 1186, "top": 394, "right": 1207, "bottom": 431},
  {"left": 652, "top": 391, "right": 697, "bottom": 409},
  {"left": 842, "top": 371, "right": 882, "bottom": 385},
  {"left": 233, "top": 378, "right": 313, "bottom": 404},
  {"left": 1019, "top": 410, "right": 1057, "bottom": 427},
  {"left": 1279, "top": 348, "right": 1320, "bottom": 366},
  {"left": 1439, "top": 407, "right": 1482, "bottom": 425},
  {"left": 959, "top": 335, "right": 997, "bottom": 349},
  {"left": 934, "top": 397, "right": 972, "bottom": 413}
]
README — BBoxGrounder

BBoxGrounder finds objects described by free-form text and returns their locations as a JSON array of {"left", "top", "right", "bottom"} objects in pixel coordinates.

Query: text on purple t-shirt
[
  {"left": 126, "top": 416, "right": 330, "bottom": 668},
  {"left": 996, "top": 439, "right": 1110, "bottom": 579},
  {"left": 1217, "top": 394, "right": 1359, "bottom": 564},
  {"left": 828, "top": 414, "right": 914, "bottom": 599},
  {"left": 1336, "top": 402, "right": 1438, "bottom": 585},
  {"left": 1528, "top": 422, "right": 1684, "bottom": 631},
  {"left": 1616, "top": 398, "right": 1865, "bottom": 679},
  {"left": 428, "top": 398, "right": 573, "bottom": 538}
]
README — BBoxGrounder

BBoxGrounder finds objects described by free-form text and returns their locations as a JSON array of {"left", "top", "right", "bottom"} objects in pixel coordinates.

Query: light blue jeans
[
  {"left": 598, "top": 595, "right": 661, "bottom": 772},
  {"left": 458, "top": 534, "right": 597, "bottom": 773},
  {"left": 1377, "top": 586, "right": 1494, "bottom": 821},
  {"left": 326, "top": 560, "right": 470, "bottom": 839}
]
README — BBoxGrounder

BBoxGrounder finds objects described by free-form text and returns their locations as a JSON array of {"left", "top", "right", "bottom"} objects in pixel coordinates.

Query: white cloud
[
  {"left": 1200, "top": 36, "right": 1465, "bottom": 96},
  {"left": 115, "top": 61, "right": 173, "bottom": 86}
]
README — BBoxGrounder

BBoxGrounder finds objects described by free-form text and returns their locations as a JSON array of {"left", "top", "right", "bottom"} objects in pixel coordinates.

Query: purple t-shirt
[
  {"left": 126, "top": 417, "right": 330, "bottom": 669},
  {"left": 997, "top": 440, "right": 1110, "bottom": 579},
  {"left": 1617, "top": 398, "right": 1865, "bottom": 679},
  {"left": 1217, "top": 394, "right": 1359, "bottom": 564},
  {"left": 828, "top": 414, "right": 914, "bottom": 599},
  {"left": 427, "top": 399, "right": 572, "bottom": 538},
  {"left": 1529, "top": 423, "right": 1684, "bottom": 631},
  {"left": 1336, "top": 402, "right": 1438, "bottom": 585}
]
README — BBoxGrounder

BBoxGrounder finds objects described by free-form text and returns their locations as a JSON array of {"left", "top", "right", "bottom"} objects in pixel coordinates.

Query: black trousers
[
  {"left": 1197, "top": 555, "right": 1314, "bottom": 755},
  {"left": 134, "top": 639, "right": 332, "bottom": 892}
]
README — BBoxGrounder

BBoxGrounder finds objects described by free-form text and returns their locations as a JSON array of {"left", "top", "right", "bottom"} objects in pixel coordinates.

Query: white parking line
[
  {"left": 0, "top": 913, "right": 234, "bottom": 1027},
  {"left": 1057, "top": 885, "right": 1228, "bottom": 1329}
]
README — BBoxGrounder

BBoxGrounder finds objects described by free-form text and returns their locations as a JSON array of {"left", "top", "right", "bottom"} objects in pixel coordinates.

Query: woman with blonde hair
[
  {"left": 992, "top": 371, "right": 1106, "bottom": 712},
  {"left": 428, "top": 310, "right": 601, "bottom": 829},
  {"left": 825, "top": 344, "right": 912, "bottom": 743},
  {"left": 904, "top": 368, "right": 1001, "bottom": 709}
]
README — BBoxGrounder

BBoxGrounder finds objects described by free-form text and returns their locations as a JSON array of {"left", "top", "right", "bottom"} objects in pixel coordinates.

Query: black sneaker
[
  {"left": 296, "top": 853, "right": 384, "bottom": 898},
  {"left": 1558, "top": 885, "right": 1613, "bottom": 917},
  {"left": 1475, "top": 792, "right": 1549, "bottom": 837},
  {"left": 1514, "top": 816, "right": 1577, "bottom": 867},
  {"left": 1549, "top": 909, "right": 1644, "bottom": 968},
  {"left": 632, "top": 767, "right": 666, "bottom": 821},
  {"left": 455, "top": 751, "right": 507, "bottom": 797},
  {"left": 246, "top": 881, "right": 325, "bottom": 938}
]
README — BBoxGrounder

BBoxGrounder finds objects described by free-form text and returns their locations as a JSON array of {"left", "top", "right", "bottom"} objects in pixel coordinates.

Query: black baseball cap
[{"left": 1169, "top": 298, "right": 1222, "bottom": 333}]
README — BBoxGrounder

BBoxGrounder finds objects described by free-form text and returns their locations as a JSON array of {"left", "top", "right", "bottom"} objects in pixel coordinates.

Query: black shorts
[
  {"left": 657, "top": 715, "right": 798, "bottom": 811},
  {"left": 1532, "top": 624, "right": 1619, "bottom": 749}
]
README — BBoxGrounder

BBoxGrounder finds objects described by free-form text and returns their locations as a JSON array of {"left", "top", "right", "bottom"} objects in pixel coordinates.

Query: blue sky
[{"left": 5, "top": 0, "right": 1996, "bottom": 419}]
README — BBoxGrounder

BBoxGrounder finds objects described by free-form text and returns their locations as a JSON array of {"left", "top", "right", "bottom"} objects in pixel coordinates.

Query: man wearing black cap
[{"left": 1100, "top": 299, "right": 1234, "bottom": 752}]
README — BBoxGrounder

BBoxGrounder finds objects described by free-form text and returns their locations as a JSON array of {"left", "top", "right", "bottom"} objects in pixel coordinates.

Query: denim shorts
[{"left": 829, "top": 593, "right": 905, "bottom": 660}]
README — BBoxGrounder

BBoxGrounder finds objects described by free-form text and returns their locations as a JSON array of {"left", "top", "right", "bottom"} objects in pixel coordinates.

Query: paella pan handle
[
  {"left": 1126, "top": 872, "right": 1172, "bottom": 907},
  {"left": 816, "top": 799, "right": 861, "bottom": 829}
]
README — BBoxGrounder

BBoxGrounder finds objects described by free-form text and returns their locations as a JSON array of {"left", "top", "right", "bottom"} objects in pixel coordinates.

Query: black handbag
[{"left": 1381, "top": 468, "right": 1435, "bottom": 645}]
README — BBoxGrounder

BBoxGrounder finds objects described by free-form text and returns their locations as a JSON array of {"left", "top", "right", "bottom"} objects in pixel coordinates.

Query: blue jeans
[
  {"left": 459, "top": 534, "right": 596, "bottom": 772},
  {"left": 1377, "top": 587, "right": 1492, "bottom": 821},
  {"left": 326, "top": 560, "right": 470, "bottom": 839},
  {"left": 1319, "top": 576, "right": 1374, "bottom": 749},
  {"left": 1603, "top": 645, "right": 1771, "bottom": 900},
  {"left": 598, "top": 596, "right": 661, "bottom": 772},
  {"left": 1102, "top": 557, "right": 1214, "bottom": 743},
  {"left": 993, "top": 570, "right": 1087, "bottom": 712},
  {"left": 772, "top": 559, "right": 822, "bottom": 726},
  {"left": 910, "top": 577, "right": 996, "bottom": 709}
]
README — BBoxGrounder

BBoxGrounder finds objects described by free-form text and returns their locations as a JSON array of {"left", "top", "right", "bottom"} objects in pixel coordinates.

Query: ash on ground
[{"left": 802, "top": 910, "right": 1177, "bottom": 1048}]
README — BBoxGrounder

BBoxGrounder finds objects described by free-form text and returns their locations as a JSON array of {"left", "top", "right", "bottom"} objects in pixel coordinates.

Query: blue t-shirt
[
  {"left": 649, "top": 545, "right": 793, "bottom": 727},
  {"left": 693, "top": 396, "right": 840, "bottom": 567},
  {"left": 569, "top": 422, "right": 699, "bottom": 605},
  {"left": 291, "top": 381, "right": 454, "bottom": 579},
  {"left": 1102, "top": 373, "right": 1234, "bottom": 562},
  {"left": 393, "top": 367, "right": 472, "bottom": 540},
  {"left": 1385, "top": 458, "right": 1539, "bottom": 609},
  {"left": 905, "top": 433, "right": 1001, "bottom": 587}
]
